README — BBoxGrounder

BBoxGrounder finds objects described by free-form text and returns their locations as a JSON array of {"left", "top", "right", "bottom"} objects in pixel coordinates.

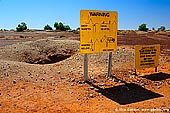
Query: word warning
[
  {"left": 135, "top": 44, "right": 160, "bottom": 69},
  {"left": 80, "top": 10, "right": 118, "bottom": 54}
]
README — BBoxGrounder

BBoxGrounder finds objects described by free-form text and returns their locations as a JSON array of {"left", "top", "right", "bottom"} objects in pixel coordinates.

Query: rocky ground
[{"left": 0, "top": 31, "right": 170, "bottom": 113}]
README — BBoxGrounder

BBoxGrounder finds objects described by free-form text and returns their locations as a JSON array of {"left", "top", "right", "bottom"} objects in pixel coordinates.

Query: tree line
[
  {"left": 1, "top": 22, "right": 167, "bottom": 32},
  {"left": 138, "top": 24, "right": 166, "bottom": 32},
  {"left": 15, "top": 22, "right": 71, "bottom": 32}
]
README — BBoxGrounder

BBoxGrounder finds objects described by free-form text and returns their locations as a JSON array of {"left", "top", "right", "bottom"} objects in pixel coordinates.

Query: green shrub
[
  {"left": 54, "top": 22, "right": 71, "bottom": 31},
  {"left": 44, "top": 24, "right": 53, "bottom": 30},
  {"left": 16, "top": 22, "right": 27, "bottom": 32},
  {"left": 138, "top": 24, "right": 148, "bottom": 31},
  {"left": 158, "top": 26, "right": 166, "bottom": 31}
]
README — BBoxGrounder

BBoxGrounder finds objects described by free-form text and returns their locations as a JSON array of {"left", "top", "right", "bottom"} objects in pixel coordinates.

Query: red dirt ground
[{"left": 0, "top": 31, "right": 170, "bottom": 113}]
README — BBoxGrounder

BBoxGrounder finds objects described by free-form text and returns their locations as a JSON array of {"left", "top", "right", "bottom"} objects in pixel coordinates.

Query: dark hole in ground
[
  {"left": 47, "top": 54, "right": 71, "bottom": 64},
  {"left": 25, "top": 54, "right": 71, "bottom": 64}
]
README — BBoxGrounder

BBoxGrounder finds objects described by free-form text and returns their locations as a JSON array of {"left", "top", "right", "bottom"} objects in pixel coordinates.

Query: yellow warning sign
[
  {"left": 135, "top": 44, "right": 160, "bottom": 69},
  {"left": 80, "top": 10, "right": 118, "bottom": 54}
]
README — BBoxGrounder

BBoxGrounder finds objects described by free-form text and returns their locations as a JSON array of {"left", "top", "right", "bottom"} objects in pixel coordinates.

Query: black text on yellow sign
[
  {"left": 135, "top": 44, "right": 160, "bottom": 69},
  {"left": 80, "top": 10, "right": 118, "bottom": 54}
]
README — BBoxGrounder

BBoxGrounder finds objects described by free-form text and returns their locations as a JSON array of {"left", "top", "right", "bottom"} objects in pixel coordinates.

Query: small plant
[
  {"left": 64, "top": 25, "right": 71, "bottom": 31},
  {"left": 44, "top": 24, "right": 53, "bottom": 30},
  {"left": 16, "top": 22, "right": 27, "bottom": 32},
  {"left": 76, "top": 27, "right": 80, "bottom": 30},
  {"left": 158, "top": 26, "right": 166, "bottom": 31},
  {"left": 54, "top": 22, "right": 59, "bottom": 30},
  {"left": 138, "top": 24, "right": 149, "bottom": 31},
  {"left": 152, "top": 27, "right": 155, "bottom": 31},
  {"left": 54, "top": 22, "right": 71, "bottom": 31}
]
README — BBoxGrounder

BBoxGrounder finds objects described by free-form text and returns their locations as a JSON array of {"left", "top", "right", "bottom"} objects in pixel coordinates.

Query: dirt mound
[{"left": 0, "top": 39, "right": 79, "bottom": 64}]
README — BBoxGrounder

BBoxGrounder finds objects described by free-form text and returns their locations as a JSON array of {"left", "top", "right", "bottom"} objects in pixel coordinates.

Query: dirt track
[{"left": 0, "top": 31, "right": 170, "bottom": 112}]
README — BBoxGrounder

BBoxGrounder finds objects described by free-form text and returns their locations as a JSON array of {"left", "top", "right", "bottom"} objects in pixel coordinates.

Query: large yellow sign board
[
  {"left": 80, "top": 10, "right": 118, "bottom": 54},
  {"left": 135, "top": 44, "right": 160, "bottom": 69}
]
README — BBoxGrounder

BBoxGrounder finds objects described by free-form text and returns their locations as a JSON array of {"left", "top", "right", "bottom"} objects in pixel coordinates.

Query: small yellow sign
[
  {"left": 135, "top": 44, "right": 160, "bottom": 69},
  {"left": 80, "top": 10, "right": 118, "bottom": 54}
]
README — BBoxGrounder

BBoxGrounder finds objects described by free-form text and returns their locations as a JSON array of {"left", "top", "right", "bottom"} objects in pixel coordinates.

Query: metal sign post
[
  {"left": 84, "top": 54, "right": 88, "bottom": 82},
  {"left": 108, "top": 52, "right": 112, "bottom": 77}
]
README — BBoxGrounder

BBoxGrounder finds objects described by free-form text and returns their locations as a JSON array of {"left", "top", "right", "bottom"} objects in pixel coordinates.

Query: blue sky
[{"left": 0, "top": 0, "right": 170, "bottom": 30}]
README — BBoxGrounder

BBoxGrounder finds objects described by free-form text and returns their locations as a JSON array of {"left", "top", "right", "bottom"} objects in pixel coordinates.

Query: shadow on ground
[
  {"left": 141, "top": 72, "right": 170, "bottom": 81},
  {"left": 87, "top": 81, "right": 163, "bottom": 105}
]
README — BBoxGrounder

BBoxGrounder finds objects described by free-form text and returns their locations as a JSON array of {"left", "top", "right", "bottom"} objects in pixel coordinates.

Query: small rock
[
  {"left": 130, "top": 75, "right": 135, "bottom": 78},
  {"left": 13, "top": 80, "right": 16, "bottom": 84},
  {"left": 90, "top": 86, "right": 94, "bottom": 90},
  {"left": 99, "top": 83, "right": 105, "bottom": 86},
  {"left": 129, "top": 71, "right": 136, "bottom": 75},
  {"left": 109, "top": 78, "right": 112, "bottom": 81},
  {"left": 90, "top": 76, "right": 95, "bottom": 80},
  {"left": 159, "top": 82, "right": 162, "bottom": 85},
  {"left": 140, "top": 83, "right": 145, "bottom": 86},
  {"left": 88, "top": 71, "right": 92, "bottom": 73},
  {"left": 57, "top": 71, "right": 61, "bottom": 74},
  {"left": 41, "top": 78, "right": 45, "bottom": 81},
  {"left": 28, "top": 72, "right": 31, "bottom": 76},
  {"left": 78, "top": 81, "right": 84, "bottom": 84},
  {"left": 71, "top": 83, "right": 74, "bottom": 86},
  {"left": 71, "top": 78, "right": 75, "bottom": 82},
  {"left": 98, "top": 93, "right": 102, "bottom": 96},
  {"left": 161, "top": 67, "right": 166, "bottom": 69},
  {"left": 118, "top": 80, "right": 122, "bottom": 83},
  {"left": 89, "top": 94, "right": 93, "bottom": 98},
  {"left": 113, "top": 78, "right": 119, "bottom": 82},
  {"left": 154, "top": 83, "right": 158, "bottom": 86},
  {"left": 128, "top": 71, "right": 132, "bottom": 74},
  {"left": 157, "top": 86, "right": 161, "bottom": 89},
  {"left": 92, "top": 79, "right": 97, "bottom": 83},
  {"left": 13, "top": 104, "right": 17, "bottom": 106},
  {"left": 60, "top": 77, "right": 65, "bottom": 79}
]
